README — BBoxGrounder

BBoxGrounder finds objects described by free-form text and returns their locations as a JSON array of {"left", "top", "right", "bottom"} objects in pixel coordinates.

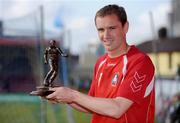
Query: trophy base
[{"left": 30, "top": 86, "right": 54, "bottom": 96}]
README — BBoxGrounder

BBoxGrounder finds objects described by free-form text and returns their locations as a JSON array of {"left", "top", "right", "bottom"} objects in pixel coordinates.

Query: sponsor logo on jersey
[{"left": 107, "top": 63, "right": 115, "bottom": 67}]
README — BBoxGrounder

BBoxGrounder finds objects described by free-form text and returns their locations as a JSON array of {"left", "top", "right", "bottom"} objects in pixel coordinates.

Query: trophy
[{"left": 30, "top": 40, "right": 68, "bottom": 96}]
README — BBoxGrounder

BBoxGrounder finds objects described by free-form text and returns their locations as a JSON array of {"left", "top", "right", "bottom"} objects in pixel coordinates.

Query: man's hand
[
  {"left": 61, "top": 53, "right": 68, "bottom": 57},
  {"left": 46, "top": 87, "right": 75, "bottom": 104}
]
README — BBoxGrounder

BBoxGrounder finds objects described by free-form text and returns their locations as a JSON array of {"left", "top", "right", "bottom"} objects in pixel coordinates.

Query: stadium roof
[{"left": 137, "top": 37, "right": 180, "bottom": 53}]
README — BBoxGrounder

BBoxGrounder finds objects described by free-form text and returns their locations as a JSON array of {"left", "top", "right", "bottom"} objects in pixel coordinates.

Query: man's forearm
[
  {"left": 45, "top": 87, "right": 132, "bottom": 118},
  {"left": 68, "top": 103, "right": 91, "bottom": 113},
  {"left": 72, "top": 90, "right": 131, "bottom": 119}
]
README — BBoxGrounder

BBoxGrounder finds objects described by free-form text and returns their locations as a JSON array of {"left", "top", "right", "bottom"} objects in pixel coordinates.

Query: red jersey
[{"left": 88, "top": 46, "right": 155, "bottom": 123}]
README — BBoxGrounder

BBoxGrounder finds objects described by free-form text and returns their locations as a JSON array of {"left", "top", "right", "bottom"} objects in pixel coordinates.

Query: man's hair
[{"left": 95, "top": 4, "right": 127, "bottom": 26}]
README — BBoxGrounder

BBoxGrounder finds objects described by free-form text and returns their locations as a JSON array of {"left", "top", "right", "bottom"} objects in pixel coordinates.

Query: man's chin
[{"left": 106, "top": 48, "right": 114, "bottom": 52}]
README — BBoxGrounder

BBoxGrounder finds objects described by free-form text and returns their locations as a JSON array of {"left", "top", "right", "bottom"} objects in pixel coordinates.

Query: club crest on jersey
[{"left": 111, "top": 74, "right": 119, "bottom": 86}]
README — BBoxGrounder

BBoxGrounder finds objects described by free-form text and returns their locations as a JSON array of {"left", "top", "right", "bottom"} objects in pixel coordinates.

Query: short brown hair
[{"left": 95, "top": 4, "right": 127, "bottom": 26}]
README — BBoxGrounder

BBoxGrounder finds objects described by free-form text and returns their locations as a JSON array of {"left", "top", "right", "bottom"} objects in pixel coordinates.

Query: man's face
[
  {"left": 95, "top": 14, "right": 128, "bottom": 55},
  {"left": 50, "top": 40, "right": 55, "bottom": 47}
]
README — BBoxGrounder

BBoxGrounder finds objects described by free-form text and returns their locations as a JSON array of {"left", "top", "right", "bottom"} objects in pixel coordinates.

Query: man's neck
[{"left": 108, "top": 44, "right": 130, "bottom": 58}]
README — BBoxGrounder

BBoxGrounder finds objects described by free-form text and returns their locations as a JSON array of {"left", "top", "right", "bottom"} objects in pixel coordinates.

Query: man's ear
[{"left": 123, "top": 21, "right": 129, "bottom": 34}]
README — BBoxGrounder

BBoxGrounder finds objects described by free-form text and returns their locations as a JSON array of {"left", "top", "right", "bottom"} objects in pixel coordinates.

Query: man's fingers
[
  {"left": 46, "top": 91, "right": 56, "bottom": 99},
  {"left": 49, "top": 87, "right": 59, "bottom": 91}
]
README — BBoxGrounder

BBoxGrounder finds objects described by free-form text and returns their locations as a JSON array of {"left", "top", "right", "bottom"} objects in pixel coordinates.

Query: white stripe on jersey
[
  {"left": 98, "top": 73, "right": 103, "bottom": 87},
  {"left": 144, "top": 76, "right": 155, "bottom": 98},
  {"left": 121, "top": 55, "right": 128, "bottom": 83},
  {"left": 96, "top": 59, "right": 107, "bottom": 79}
]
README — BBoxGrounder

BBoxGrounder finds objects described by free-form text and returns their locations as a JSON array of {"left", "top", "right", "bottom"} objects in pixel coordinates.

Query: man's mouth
[{"left": 103, "top": 40, "right": 112, "bottom": 45}]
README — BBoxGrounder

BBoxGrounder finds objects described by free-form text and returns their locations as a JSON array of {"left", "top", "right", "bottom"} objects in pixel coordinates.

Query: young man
[{"left": 46, "top": 4, "right": 155, "bottom": 123}]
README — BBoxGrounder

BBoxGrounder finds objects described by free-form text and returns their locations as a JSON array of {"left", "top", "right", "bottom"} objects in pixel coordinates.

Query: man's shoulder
[
  {"left": 45, "top": 47, "right": 51, "bottom": 51},
  {"left": 96, "top": 53, "right": 107, "bottom": 63},
  {"left": 128, "top": 46, "right": 151, "bottom": 60},
  {"left": 94, "top": 53, "right": 107, "bottom": 69},
  {"left": 127, "top": 46, "right": 153, "bottom": 66}
]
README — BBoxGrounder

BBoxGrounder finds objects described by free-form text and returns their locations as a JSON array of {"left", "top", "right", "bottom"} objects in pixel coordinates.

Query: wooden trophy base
[{"left": 30, "top": 86, "right": 54, "bottom": 96}]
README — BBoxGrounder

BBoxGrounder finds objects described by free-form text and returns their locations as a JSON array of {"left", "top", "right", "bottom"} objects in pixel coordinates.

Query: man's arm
[
  {"left": 44, "top": 48, "right": 48, "bottom": 64},
  {"left": 57, "top": 48, "right": 68, "bottom": 57},
  {"left": 46, "top": 87, "right": 133, "bottom": 119},
  {"left": 68, "top": 103, "right": 92, "bottom": 113},
  {"left": 72, "top": 90, "right": 133, "bottom": 118}
]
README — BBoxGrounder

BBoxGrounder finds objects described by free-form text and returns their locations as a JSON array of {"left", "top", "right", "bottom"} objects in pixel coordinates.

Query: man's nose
[{"left": 104, "top": 30, "right": 110, "bottom": 38}]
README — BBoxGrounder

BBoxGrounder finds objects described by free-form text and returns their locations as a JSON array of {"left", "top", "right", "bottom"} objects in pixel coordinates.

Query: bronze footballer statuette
[{"left": 30, "top": 40, "right": 68, "bottom": 96}]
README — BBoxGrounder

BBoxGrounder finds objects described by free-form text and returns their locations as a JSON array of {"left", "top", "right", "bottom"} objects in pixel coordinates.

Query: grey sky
[{"left": 0, "top": 0, "right": 171, "bottom": 54}]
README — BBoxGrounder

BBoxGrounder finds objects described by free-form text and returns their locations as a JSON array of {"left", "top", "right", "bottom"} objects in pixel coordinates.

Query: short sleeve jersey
[{"left": 88, "top": 46, "right": 155, "bottom": 123}]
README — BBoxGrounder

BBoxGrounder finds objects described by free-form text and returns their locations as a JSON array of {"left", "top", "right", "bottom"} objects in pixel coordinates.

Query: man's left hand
[{"left": 45, "top": 87, "right": 75, "bottom": 104}]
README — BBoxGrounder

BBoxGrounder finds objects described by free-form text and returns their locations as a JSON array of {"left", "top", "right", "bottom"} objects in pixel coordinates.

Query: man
[
  {"left": 45, "top": 4, "right": 155, "bottom": 123},
  {"left": 44, "top": 40, "right": 67, "bottom": 87}
]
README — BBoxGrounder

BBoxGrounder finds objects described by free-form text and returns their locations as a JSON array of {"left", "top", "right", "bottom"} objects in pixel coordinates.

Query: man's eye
[
  {"left": 109, "top": 27, "right": 115, "bottom": 30},
  {"left": 98, "top": 29, "right": 104, "bottom": 32}
]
